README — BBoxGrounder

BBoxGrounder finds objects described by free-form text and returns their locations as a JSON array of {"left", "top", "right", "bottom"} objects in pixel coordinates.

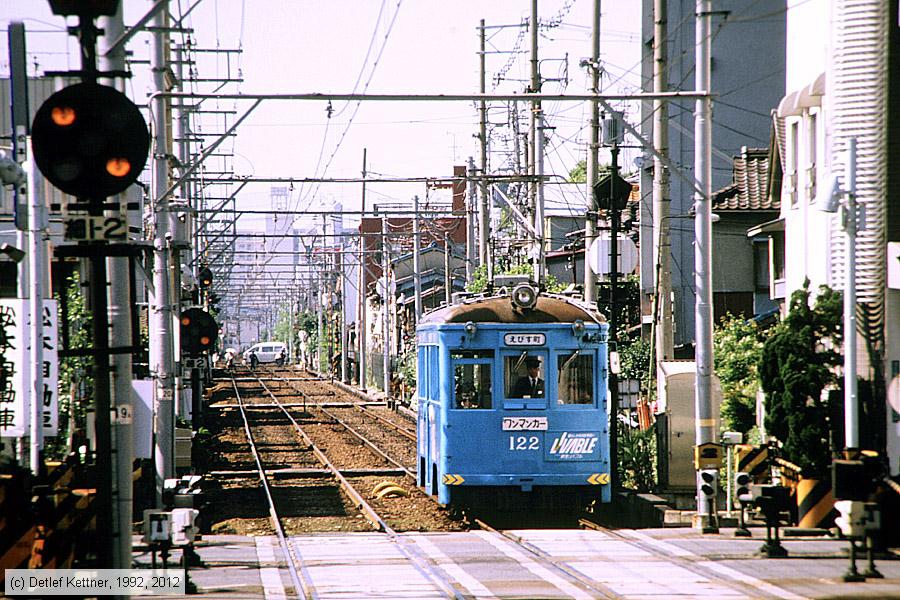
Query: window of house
[
  {"left": 771, "top": 231, "right": 786, "bottom": 281},
  {"left": 788, "top": 120, "right": 799, "bottom": 207},
  {"left": 557, "top": 352, "right": 593, "bottom": 405},
  {"left": 807, "top": 111, "right": 817, "bottom": 201}
]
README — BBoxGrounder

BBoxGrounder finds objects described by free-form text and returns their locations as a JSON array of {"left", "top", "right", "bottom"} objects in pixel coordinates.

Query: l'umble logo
[{"left": 549, "top": 432, "right": 598, "bottom": 456}]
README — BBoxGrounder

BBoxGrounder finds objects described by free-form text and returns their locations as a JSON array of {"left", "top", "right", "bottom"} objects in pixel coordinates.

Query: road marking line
[
  {"left": 474, "top": 531, "right": 595, "bottom": 600},
  {"left": 408, "top": 533, "right": 499, "bottom": 599},
  {"left": 618, "top": 530, "right": 805, "bottom": 599},
  {"left": 697, "top": 561, "right": 807, "bottom": 600},
  {"left": 617, "top": 529, "right": 694, "bottom": 556},
  {"left": 255, "top": 536, "right": 288, "bottom": 600}
]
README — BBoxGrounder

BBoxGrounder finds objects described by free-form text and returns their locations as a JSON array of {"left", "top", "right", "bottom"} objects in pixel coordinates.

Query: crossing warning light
[
  {"left": 31, "top": 83, "right": 150, "bottom": 199},
  {"left": 198, "top": 267, "right": 213, "bottom": 290},
  {"left": 734, "top": 472, "right": 751, "bottom": 505},
  {"left": 698, "top": 469, "right": 718, "bottom": 499},
  {"left": 179, "top": 307, "right": 218, "bottom": 356}
]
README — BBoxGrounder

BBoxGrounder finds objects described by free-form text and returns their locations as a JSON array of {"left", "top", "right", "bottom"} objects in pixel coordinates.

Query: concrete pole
[
  {"left": 99, "top": 7, "right": 133, "bottom": 570},
  {"left": 693, "top": 0, "right": 715, "bottom": 524},
  {"left": 382, "top": 217, "right": 391, "bottom": 398},
  {"left": 341, "top": 253, "right": 350, "bottom": 383},
  {"left": 535, "top": 114, "right": 546, "bottom": 282},
  {"left": 653, "top": 0, "right": 674, "bottom": 364},
  {"left": 412, "top": 195, "right": 423, "bottom": 320},
  {"left": 358, "top": 150, "right": 368, "bottom": 392},
  {"left": 584, "top": 0, "right": 601, "bottom": 304},
  {"left": 466, "top": 157, "right": 476, "bottom": 283},
  {"left": 444, "top": 233, "right": 452, "bottom": 305},
  {"left": 529, "top": 0, "right": 541, "bottom": 269},
  {"left": 844, "top": 138, "right": 858, "bottom": 449},
  {"left": 478, "top": 20, "right": 490, "bottom": 272},
  {"left": 15, "top": 226, "right": 28, "bottom": 465},
  {"left": 150, "top": 3, "right": 175, "bottom": 503},
  {"left": 27, "top": 155, "right": 44, "bottom": 476}
]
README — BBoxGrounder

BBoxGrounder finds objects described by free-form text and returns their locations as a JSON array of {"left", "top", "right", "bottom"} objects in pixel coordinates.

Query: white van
[{"left": 243, "top": 342, "right": 288, "bottom": 365}]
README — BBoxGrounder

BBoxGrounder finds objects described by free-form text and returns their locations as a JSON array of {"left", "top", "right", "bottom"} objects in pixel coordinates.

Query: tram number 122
[{"left": 509, "top": 435, "right": 540, "bottom": 451}]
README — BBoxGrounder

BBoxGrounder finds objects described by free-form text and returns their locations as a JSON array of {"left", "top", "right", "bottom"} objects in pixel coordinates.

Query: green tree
[
  {"left": 714, "top": 314, "right": 767, "bottom": 435},
  {"left": 568, "top": 159, "right": 587, "bottom": 183},
  {"left": 45, "top": 273, "right": 94, "bottom": 459},
  {"left": 466, "top": 263, "right": 566, "bottom": 294},
  {"left": 758, "top": 280, "right": 842, "bottom": 475}
]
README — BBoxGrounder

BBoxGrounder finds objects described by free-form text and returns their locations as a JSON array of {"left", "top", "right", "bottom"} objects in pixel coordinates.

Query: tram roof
[{"left": 419, "top": 294, "right": 606, "bottom": 325}]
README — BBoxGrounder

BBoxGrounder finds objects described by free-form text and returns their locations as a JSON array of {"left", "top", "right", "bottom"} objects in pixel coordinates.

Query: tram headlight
[{"left": 511, "top": 283, "right": 539, "bottom": 310}]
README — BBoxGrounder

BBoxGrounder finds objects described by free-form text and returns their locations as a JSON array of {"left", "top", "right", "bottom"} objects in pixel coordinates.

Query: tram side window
[
  {"left": 557, "top": 352, "right": 593, "bottom": 405},
  {"left": 505, "top": 354, "right": 544, "bottom": 398},
  {"left": 451, "top": 350, "right": 493, "bottom": 409}
]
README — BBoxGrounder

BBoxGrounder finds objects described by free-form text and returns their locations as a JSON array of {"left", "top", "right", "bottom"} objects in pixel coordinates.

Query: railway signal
[
  {"left": 31, "top": 82, "right": 149, "bottom": 199},
  {"left": 180, "top": 308, "right": 219, "bottom": 356},
  {"left": 198, "top": 267, "right": 213, "bottom": 290}
]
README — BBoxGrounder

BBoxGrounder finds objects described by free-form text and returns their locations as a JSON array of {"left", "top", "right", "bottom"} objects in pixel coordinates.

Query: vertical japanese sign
[
  {"left": 42, "top": 300, "right": 59, "bottom": 436},
  {"left": 0, "top": 299, "right": 25, "bottom": 437},
  {"left": 0, "top": 299, "right": 58, "bottom": 438}
]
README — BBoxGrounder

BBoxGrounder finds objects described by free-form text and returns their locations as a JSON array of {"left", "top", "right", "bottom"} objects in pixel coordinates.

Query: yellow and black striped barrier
[
  {"left": 796, "top": 478, "right": 836, "bottom": 529},
  {"left": 735, "top": 444, "right": 769, "bottom": 481}
]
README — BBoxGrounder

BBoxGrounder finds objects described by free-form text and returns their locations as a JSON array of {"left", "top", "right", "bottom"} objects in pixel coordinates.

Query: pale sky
[{"left": 2, "top": 1, "right": 641, "bottom": 230}]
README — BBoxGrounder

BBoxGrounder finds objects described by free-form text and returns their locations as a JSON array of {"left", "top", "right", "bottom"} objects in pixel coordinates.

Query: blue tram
[{"left": 415, "top": 283, "right": 611, "bottom": 510}]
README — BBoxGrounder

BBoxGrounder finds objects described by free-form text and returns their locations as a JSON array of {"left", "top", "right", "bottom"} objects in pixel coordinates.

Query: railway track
[{"left": 203, "top": 366, "right": 472, "bottom": 598}]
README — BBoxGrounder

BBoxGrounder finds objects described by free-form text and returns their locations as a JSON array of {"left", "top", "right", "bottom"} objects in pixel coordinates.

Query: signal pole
[
  {"left": 99, "top": 5, "right": 134, "bottom": 570},
  {"left": 150, "top": 2, "right": 176, "bottom": 502}
]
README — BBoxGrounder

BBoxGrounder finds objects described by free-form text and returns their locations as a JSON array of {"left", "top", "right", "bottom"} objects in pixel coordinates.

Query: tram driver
[{"left": 510, "top": 356, "right": 544, "bottom": 398}]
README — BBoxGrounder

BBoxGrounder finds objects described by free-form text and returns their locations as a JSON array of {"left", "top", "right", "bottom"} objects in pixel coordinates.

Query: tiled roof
[{"left": 712, "top": 147, "right": 779, "bottom": 211}]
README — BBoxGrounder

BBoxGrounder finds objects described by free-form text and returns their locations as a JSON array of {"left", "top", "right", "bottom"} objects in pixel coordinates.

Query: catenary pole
[
  {"left": 478, "top": 20, "right": 490, "bottom": 271},
  {"left": 413, "top": 195, "right": 423, "bottom": 320},
  {"left": 584, "top": 0, "right": 601, "bottom": 304},
  {"left": 99, "top": 5, "right": 134, "bottom": 571},
  {"left": 382, "top": 217, "right": 391, "bottom": 400},
  {"left": 693, "top": 0, "right": 716, "bottom": 529},
  {"left": 358, "top": 150, "right": 368, "bottom": 392},
  {"left": 150, "top": 2, "right": 176, "bottom": 504}
]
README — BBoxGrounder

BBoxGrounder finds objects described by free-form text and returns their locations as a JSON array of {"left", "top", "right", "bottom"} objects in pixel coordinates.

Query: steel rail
[
  {"left": 259, "top": 371, "right": 464, "bottom": 600},
  {"left": 273, "top": 375, "right": 415, "bottom": 479},
  {"left": 354, "top": 404, "right": 417, "bottom": 442},
  {"left": 255, "top": 377, "right": 390, "bottom": 532},
  {"left": 230, "top": 376, "right": 311, "bottom": 599}
]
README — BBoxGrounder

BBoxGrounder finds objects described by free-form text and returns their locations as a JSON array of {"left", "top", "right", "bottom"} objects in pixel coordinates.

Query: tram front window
[
  {"left": 506, "top": 354, "right": 544, "bottom": 398},
  {"left": 452, "top": 350, "right": 493, "bottom": 409},
  {"left": 557, "top": 352, "right": 593, "bottom": 405}
]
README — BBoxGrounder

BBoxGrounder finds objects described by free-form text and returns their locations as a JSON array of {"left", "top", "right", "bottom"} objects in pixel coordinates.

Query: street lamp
[
  {"left": 815, "top": 138, "right": 858, "bottom": 449},
  {"left": 0, "top": 243, "right": 26, "bottom": 263}
]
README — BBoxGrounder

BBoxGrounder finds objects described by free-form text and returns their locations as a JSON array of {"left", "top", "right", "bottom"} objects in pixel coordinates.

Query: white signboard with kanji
[
  {"left": 0, "top": 300, "right": 26, "bottom": 437},
  {"left": 0, "top": 299, "right": 59, "bottom": 438}
]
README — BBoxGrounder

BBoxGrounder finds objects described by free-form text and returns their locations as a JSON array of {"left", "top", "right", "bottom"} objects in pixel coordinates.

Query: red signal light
[
  {"left": 51, "top": 106, "right": 77, "bottom": 127},
  {"left": 106, "top": 157, "right": 131, "bottom": 178}
]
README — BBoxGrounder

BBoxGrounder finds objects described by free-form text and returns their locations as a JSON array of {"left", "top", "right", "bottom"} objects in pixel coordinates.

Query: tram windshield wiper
[
  {"left": 513, "top": 351, "right": 529, "bottom": 371},
  {"left": 560, "top": 350, "right": 580, "bottom": 372}
]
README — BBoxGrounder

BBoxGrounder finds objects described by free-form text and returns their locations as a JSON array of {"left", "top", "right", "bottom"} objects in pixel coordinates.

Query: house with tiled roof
[{"left": 709, "top": 147, "right": 781, "bottom": 320}]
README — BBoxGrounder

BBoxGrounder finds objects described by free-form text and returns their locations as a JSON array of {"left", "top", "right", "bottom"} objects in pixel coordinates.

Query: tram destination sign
[{"left": 504, "top": 333, "right": 546, "bottom": 346}]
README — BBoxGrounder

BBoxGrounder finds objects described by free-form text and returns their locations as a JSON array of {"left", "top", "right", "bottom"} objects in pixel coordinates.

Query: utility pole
[
  {"left": 99, "top": 5, "right": 133, "bottom": 571},
  {"left": 478, "top": 20, "right": 490, "bottom": 273},
  {"left": 693, "top": 0, "right": 716, "bottom": 531},
  {"left": 413, "top": 195, "right": 423, "bottom": 320},
  {"left": 653, "top": 0, "right": 674, "bottom": 368},
  {"left": 584, "top": 0, "right": 601, "bottom": 304},
  {"left": 358, "top": 150, "right": 368, "bottom": 392},
  {"left": 150, "top": 1, "right": 176, "bottom": 504}
]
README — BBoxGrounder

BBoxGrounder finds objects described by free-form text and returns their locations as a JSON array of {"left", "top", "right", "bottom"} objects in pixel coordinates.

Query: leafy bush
[
  {"left": 618, "top": 425, "right": 656, "bottom": 491},
  {"left": 714, "top": 314, "right": 767, "bottom": 435}
]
